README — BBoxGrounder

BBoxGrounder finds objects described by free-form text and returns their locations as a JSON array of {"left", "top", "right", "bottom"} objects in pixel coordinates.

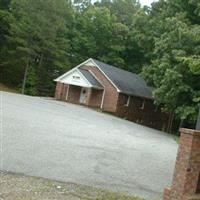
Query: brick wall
[
  {"left": 55, "top": 81, "right": 103, "bottom": 108},
  {"left": 61, "top": 84, "right": 68, "bottom": 101},
  {"left": 163, "top": 128, "right": 200, "bottom": 200},
  {"left": 80, "top": 65, "right": 119, "bottom": 113},
  {"left": 55, "top": 82, "right": 68, "bottom": 101},
  {"left": 67, "top": 85, "right": 82, "bottom": 104},
  {"left": 163, "top": 188, "right": 171, "bottom": 200},
  {"left": 116, "top": 93, "right": 168, "bottom": 130},
  {"left": 55, "top": 82, "right": 63, "bottom": 99},
  {"left": 88, "top": 89, "right": 103, "bottom": 108}
]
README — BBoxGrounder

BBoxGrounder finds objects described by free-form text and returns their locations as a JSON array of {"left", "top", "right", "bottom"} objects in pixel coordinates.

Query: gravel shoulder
[{"left": 0, "top": 171, "right": 145, "bottom": 200}]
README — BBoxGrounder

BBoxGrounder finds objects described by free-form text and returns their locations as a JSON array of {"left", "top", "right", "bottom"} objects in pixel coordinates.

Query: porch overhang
[{"left": 55, "top": 69, "right": 104, "bottom": 90}]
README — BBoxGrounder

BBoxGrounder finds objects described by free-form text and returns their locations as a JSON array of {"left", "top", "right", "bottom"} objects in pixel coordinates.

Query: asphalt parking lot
[{"left": 1, "top": 92, "right": 178, "bottom": 199}]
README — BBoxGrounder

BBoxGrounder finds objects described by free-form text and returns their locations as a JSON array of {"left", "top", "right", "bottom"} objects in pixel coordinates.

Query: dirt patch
[
  {"left": 0, "top": 171, "right": 144, "bottom": 200},
  {"left": 0, "top": 83, "right": 19, "bottom": 93}
]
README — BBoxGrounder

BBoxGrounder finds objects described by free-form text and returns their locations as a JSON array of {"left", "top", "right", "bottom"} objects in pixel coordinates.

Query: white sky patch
[
  {"left": 139, "top": 0, "right": 158, "bottom": 6},
  {"left": 91, "top": 0, "right": 158, "bottom": 7}
]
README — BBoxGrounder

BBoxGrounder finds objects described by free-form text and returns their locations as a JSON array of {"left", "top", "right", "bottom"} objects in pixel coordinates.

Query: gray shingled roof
[
  {"left": 78, "top": 68, "right": 103, "bottom": 89},
  {"left": 92, "top": 59, "right": 153, "bottom": 99}
]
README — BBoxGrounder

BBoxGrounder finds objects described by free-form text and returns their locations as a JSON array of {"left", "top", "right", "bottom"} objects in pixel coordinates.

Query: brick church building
[{"left": 54, "top": 58, "right": 168, "bottom": 130}]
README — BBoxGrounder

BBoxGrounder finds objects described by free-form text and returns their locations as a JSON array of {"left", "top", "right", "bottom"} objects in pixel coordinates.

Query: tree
[
  {"left": 5, "top": 0, "right": 72, "bottom": 95},
  {"left": 0, "top": 0, "right": 12, "bottom": 84},
  {"left": 141, "top": 1, "right": 200, "bottom": 127},
  {"left": 70, "top": 0, "right": 147, "bottom": 72},
  {"left": 69, "top": 4, "right": 129, "bottom": 68}
]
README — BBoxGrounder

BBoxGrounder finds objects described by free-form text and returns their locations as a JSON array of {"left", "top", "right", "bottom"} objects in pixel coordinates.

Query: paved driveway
[{"left": 1, "top": 92, "right": 178, "bottom": 199}]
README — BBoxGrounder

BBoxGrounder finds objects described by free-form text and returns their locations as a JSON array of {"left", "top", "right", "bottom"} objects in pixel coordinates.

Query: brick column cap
[{"left": 180, "top": 128, "right": 200, "bottom": 136}]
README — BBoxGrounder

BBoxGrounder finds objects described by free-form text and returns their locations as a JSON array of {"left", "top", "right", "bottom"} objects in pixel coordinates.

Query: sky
[
  {"left": 91, "top": 0, "right": 158, "bottom": 7},
  {"left": 139, "top": 0, "right": 157, "bottom": 6}
]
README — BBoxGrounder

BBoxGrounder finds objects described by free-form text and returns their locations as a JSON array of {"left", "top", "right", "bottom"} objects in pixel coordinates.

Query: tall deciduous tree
[{"left": 142, "top": 0, "right": 200, "bottom": 127}]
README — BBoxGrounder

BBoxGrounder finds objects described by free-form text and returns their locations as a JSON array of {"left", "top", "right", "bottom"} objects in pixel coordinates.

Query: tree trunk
[
  {"left": 179, "top": 119, "right": 184, "bottom": 129},
  {"left": 167, "top": 111, "right": 174, "bottom": 133},
  {"left": 38, "top": 53, "right": 44, "bottom": 68},
  {"left": 36, "top": 53, "right": 44, "bottom": 95},
  {"left": 169, "top": 112, "right": 174, "bottom": 133},
  {"left": 21, "top": 59, "right": 30, "bottom": 94},
  {"left": 167, "top": 112, "right": 171, "bottom": 133}
]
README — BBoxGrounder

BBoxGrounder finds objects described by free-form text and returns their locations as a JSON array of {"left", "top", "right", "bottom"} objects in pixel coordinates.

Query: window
[
  {"left": 125, "top": 96, "right": 130, "bottom": 107},
  {"left": 140, "top": 99, "right": 145, "bottom": 109}
]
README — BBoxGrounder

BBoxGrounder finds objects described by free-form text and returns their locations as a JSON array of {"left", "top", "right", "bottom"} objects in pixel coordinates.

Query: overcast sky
[
  {"left": 139, "top": 0, "right": 157, "bottom": 6},
  {"left": 91, "top": 0, "right": 158, "bottom": 7}
]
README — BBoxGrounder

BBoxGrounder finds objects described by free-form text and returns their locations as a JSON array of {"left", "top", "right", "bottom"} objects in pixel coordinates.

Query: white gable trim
[
  {"left": 54, "top": 58, "right": 121, "bottom": 92},
  {"left": 58, "top": 69, "right": 92, "bottom": 88},
  {"left": 54, "top": 58, "right": 92, "bottom": 82},
  {"left": 76, "top": 69, "right": 92, "bottom": 87}
]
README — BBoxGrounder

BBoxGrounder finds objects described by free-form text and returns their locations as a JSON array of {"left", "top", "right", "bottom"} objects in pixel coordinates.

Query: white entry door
[{"left": 79, "top": 87, "right": 87, "bottom": 104}]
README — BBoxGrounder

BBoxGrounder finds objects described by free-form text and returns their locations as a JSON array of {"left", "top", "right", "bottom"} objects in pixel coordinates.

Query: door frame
[
  {"left": 79, "top": 87, "right": 88, "bottom": 104},
  {"left": 66, "top": 85, "right": 69, "bottom": 101}
]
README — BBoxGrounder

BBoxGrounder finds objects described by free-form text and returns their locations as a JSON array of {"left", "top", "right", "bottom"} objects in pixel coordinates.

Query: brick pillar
[
  {"left": 163, "top": 128, "right": 200, "bottom": 200},
  {"left": 86, "top": 88, "right": 92, "bottom": 106},
  {"left": 55, "top": 82, "right": 63, "bottom": 100}
]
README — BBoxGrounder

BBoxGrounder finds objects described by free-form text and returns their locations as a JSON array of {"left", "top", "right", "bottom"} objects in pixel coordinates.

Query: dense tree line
[{"left": 0, "top": 0, "right": 200, "bottom": 128}]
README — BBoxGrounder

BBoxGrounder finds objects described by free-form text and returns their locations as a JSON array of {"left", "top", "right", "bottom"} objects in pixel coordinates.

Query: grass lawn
[
  {"left": 172, "top": 135, "right": 180, "bottom": 144},
  {"left": 0, "top": 83, "right": 19, "bottom": 93}
]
